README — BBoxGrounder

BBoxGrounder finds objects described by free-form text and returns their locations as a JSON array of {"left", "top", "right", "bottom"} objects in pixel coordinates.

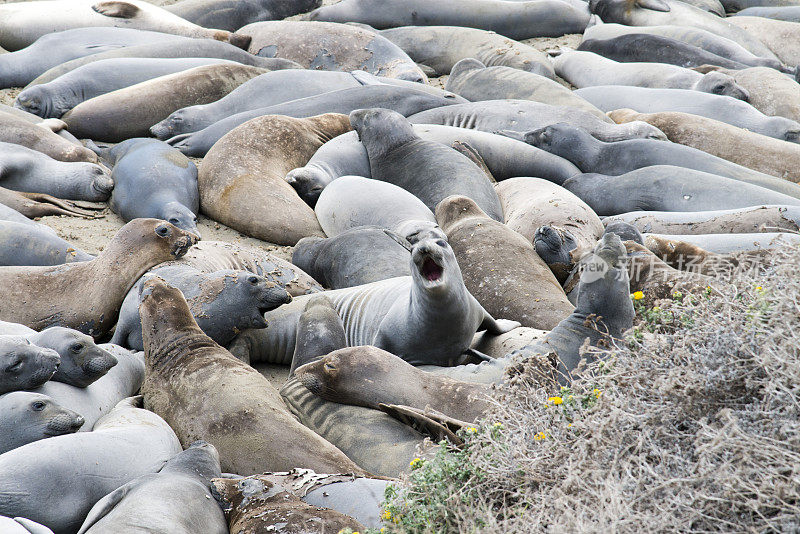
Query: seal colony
[{"left": 0, "top": 0, "right": 799, "bottom": 531}]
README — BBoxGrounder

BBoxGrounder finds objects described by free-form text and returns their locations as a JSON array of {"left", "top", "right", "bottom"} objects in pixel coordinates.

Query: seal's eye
[
  {"left": 31, "top": 401, "right": 46, "bottom": 412},
  {"left": 248, "top": 276, "right": 259, "bottom": 285},
  {"left": 156, "top": 225, "right": 170, "bottom": 237},
  {"left": 786, "top": 131, "right": 800, "bottom": 142},
  {"left": 169, "top": 218, "right": 180, "bottom": 225},
  {"left": 70, "top": 343, "right": 83, "bottom": 354},
  {"left": 435, "top": 239, "right": 448, "bottom": 248},
  {"left": 324, "top": 362, "right": 337, "bottom": 373},
  {"left": 5, "top": 358, "right": 21, "bottom": 374}
]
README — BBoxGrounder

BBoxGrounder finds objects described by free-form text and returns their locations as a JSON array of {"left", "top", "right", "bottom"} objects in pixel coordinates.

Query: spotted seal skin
[
  {"left": 112, "top": 265, "right": 291, "bottom": 351},
  {"left": 77, "top": 442, "right": 227, "bottom": 534},
  {"left": 237, "top": 20, "right": 426, "bottom": 82},
  {"left": 0, "top": 392, "right": 84, "bottom": 455},
  {"left": 0, "top": 338, "right": 60, "bottom": 395},
  {"left": 523, "top": 123, "right": 800, "bottom": 198},
  {"left": 91, "top": 138, "right": 199, "bottom": 235},
  {"left": 25, "top": 328, "right": 117, "bottom": 388},
  {"left": 0, "top": 219, "right": 197, "bottom": 336},
  {"left": 165, "top": 0, "right": 321, "bottom": 31},
  {"left": 0, "top": 142, "right": 112, "bottom": 201},
  {"left": 604, "top": 205, "right": 800, "bottom": 235},
  {"left": 0, "top": 221, "right": 93, "bottom": 267}
]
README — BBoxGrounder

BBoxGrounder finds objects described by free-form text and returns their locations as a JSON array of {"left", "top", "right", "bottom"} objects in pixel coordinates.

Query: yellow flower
[
  {"left": 652, "top": 306, "right": 661, "bottom": 312},
  {"left": 534, "top": 431, "right": 546, "bottom": 441},
  {"left": 409, "top": 458, "right": 423, "bottom": 469},
  {"left": 755, "top": 286, "right": 763, "bottom": 291},
  {"left": 466, "top": 427, "right": 477, "bottom": 434},
  {"left": 548, "top": 396, "right": 563, "bottom": 405},
  {"left": 382, "top": 510, "right": 392, "bottom": 521},
  {"left": 567, "top": 423, "right": 572, "bottom": 427},
  {"left": 381, "top": 529, "right": 386, "bottom": 533},
  {"left": 493, "top": 422, "right": 503, "bottom": 429},
  {"left": 593, "top": 389, "right": 602, "bottom": 397},
  {"left": 632, "top": 291, "right": 644, "bottom": 300}
]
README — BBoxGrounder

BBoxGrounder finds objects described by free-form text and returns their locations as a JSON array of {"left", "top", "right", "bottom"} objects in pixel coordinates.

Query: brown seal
[
  {"left": 62, "top": 63, "right": 267, "bottom": 142},
  {"left": 0, "top": 218, "right": 196, "bottom": 336},
  {"left": 624, "top": 241, "right": 711, "bottom": 304},
  {"left": 198, "top": 113, "right": 351, "bottom": 246},
  {"left": 139, "top": 277, "right": 367, "bottom": 476},
  {"left": 296, "top": 345, "right": 492, "bottom": 423},
  {"left": 0, "top": 186, "right": 101, "bottom": 219},
  {"left": 0, "top": 114, "right": 97, "bottom": 163},
  {"left": 211, "top": 475, "right": 364, "bottom": 534},
  {"left": 436, "top": 195, "right": 574, "bottom": 329},
  {"left": 609, "top": 109, "right": 800, "bottom": 182}
]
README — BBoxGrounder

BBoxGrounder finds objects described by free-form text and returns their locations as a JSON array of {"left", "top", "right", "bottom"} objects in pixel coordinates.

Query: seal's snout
[{"left": 421, "top": 256, "right": 443, "bottom": 282}]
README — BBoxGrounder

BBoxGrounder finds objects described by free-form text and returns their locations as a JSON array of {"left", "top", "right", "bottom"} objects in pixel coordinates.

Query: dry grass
[{"left": 384, "top": 245, "right": 800, "bottom": 533}]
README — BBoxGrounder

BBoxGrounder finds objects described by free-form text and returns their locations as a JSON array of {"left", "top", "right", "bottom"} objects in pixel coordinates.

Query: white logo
[{"left": 579, "top": 252, "right": 610, "bottom": 283}]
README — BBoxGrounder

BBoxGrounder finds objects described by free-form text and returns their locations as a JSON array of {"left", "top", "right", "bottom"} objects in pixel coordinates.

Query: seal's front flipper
[
  {"left": 479, "top": 312, "right": 520, "bottom": 335},
  {"left": 462, "top": 348, "right": 493, "bottom": 364},
  {"left": 76, "top": 479, "right": 138, "bottom": 534},
  {"left": 379, "top": 403, "right": 466, "bottom": 447},
  {"left": 451, "top": 140, "right": 495, "bottom": 183},
  {"left": 92, "top": 1, "right": 141, "bottom": 18}
]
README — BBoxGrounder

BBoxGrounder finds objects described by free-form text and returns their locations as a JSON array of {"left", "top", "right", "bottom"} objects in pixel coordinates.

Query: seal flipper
[
  {"left": 478, "top": 305, "right": 521, "bottom": 335},
  {"left": 13, "top": 518, "right": 54, "bottom": 534},
  {"left": 451, "top": 140, "right": 495, "bottom": 183},
  {"left": 91, "top": 1, "right": 141, "bottom": 18},
  {"left": 378, "top": 403, "right": 466, "bottom": 447},
  {"left": 75, "top": 479, "right": 142, "bottom": 534},
  {"left": 462, "top": 348, "right": 493, "bottom": 364}
]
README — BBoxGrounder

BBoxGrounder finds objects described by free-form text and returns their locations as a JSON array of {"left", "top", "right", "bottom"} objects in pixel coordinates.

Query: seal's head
[
  {"left": 523, "top": 122, "right": 595, "bottom": 159},
  {"left": 230, "top": 272, "right": 292, "bottom": 329},
  {"left": 71, "top": 162, "right": 113, "bottom": 201},
  {"left": 161, "top": 201, "right": 200, "bottom": 239},
  {"left": 534, "top": 225, "right": 578, "bottom": 265},
  {"left": 150, "top": 108, "right": 200, "bottom": 140},
  {"left": 410, "top": 234, "right": 459, "bottom": 294},
  {"left": 696, "top": 72, "right": 749, "bottom": 101},
  {"left": 0, "top": 392, "right": 84, "bottom": 444},
  {"left": 395, "top": 219, "right": 447, "bottom": 245},
  {"left": 0, "top": 337, "right": 60, "bottom": 394},
  {"left": 152, "top": 220, "right": 198, "bottom": 259},
  {"left": 604, "top": 221, "right": 643, "bottom": 245},
  {"left": 285, "top": 166, "right": 329, "bottom": 207},
  {"left": 38, "top": 327, "right": 118, "bottom": 388},
  {"left": 14, "top": 85, "right": 55, "bottom": 118},
  {"left": 349, "top": 107, "right": 416, "bottom": 155},
  {"left": 161, "top": 440, "right": 222, "bottom": 482}
]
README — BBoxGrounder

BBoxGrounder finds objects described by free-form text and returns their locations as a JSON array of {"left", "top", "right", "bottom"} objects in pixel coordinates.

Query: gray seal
[
  {"left": 15, "top": 57, "right": 236, "bottom": 119},
  {"left": 0, "top": 221, "right": 93, "bottom": 266},
  {"left": 303, "top": 0, "right": 591, "bottom": 40},
  {"left": 554, "top": 50, "right": 749, "bottom": 99},
  {"left": 292, "top": 227, "right": 411, "bottom": 290},
  {"left": 350, "top": 107, "right": 504, "bottom": 221},
  {"left": 90, "top": 138, "right": 199, "bottom": 235},
  {"left": 0, "top": 392, "right": 84, "bottom": 454},
  {"left": 0, "top": 396, "right": 181, "bottom": 534},
  {"left": 76, "top": 441, "right": 227, "bottom": 534},
  {"left": 25, "top": 328, "right": 118, "bottom": 388},
  {"left": 166, "top": 84, "right": 460, "bottom": 157},
  {"left": 520, "top": 122, "right": 800, "bottom": 198},
  {"left": 604, "top": 205, "right": 800, "bottom": 235},
  {"left": 165, "top": 0, "right": 320, "bottom": 31},
  {"left": 564, "top": 166, "right": 800, "bottom": 215},
  {"left": 379, "top": 25, "right": 555, "bottom": 78},
  {"left": 0, "top": 142, "right": 113, "bottom": 201},
  {"left": 0, "top": 337, "right": 60, "bottom": 395},
  {"left": 446, "top": 58, "right": 609, "bottom": 120},
  {"left": 112, "top": 265, "right": 291, "bottom": 351}
]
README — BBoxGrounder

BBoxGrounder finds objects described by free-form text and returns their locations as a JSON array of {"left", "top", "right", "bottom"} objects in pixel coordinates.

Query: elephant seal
[
  {"left": 605, "top": 205, "right": 800, "bottom": 234},
  {"left": 77, "top": 441, "right": 227, "bottom": 534},
  {"left": 28, "top": 38, "right": 297, "bottom": 87},
  {"left": 235, "top": 235, "right": 520, "bottom": 366},
  {"left": 0, "top": 517, "right": 54, "bottom": 534},
  {"left": 0, "top": 392, "right": 84, "bottom": 455},
  {"left": 199, "top": 113, "right": 350, "bottom": 245},
  {"left": 296, "top": 345, "right": 492, "bottom": 423},
  {"left": 0, "top": 186, "right": 101, "bottom": 220},
  {"left": 62, "top": 63, "right": 266, "bottom": 142},
  {"left": 446, "top": 59, "right": 609, "bottom": 121},
  {"left": 0, "top": 142, "right": 112, "bottom": 201},
  {"left": 736, "top": 6, "right": 800, "bottom": 20},
  {"left": 351, "top": 107, "right": 503, "bottom": 221},
  {"left": 165, "top": 241, "right": 322, "bottom": 296},
  {"left": 314, "top": 175, "right": 436, "bottom": 237},
  {"left": 728, "top": 16, "right": 800, "bottom": 66},
  {"left": 166, "top": 84, "right": 458, "bottom": 157},
  {"left": 24, "top": 328, "right": 117, "bottom": 388},
  {"left": 563, "top": 166, "right": 800, "bottom": 215},
  {"left": 91, "top": 138, "right": 199, "bottom": 234},
  {"left": 237, "top": 20, "right": 426, "bottom": 82},
  {"left": 436, "top": 195, "right": 574, "bottom": 329},
  {"left": 577, "top": 34, "right": 750, "bottom": 70},
  {"left": 211, "top": 476, "right": 365, "bottom": 534},
  {"left": 0, "top": 0, "right": 251, "bottom": 52},
  {"left": 379, "top": 25, "right": 555, "bottom": 78},
  {"left": 574, "top": 86, "right": 800, "bottom": 143},
  {"left": 0, "top": 221, "right": 94, "bottom": 266},
  {"left": 608, "top": 109, "right": 800, "bottom": 182},
  {"left": 554, "top": 50, "right": 749, "bottom": 98},
  {"left": 0, "top": 27, "right": 187, "bottom": 88},
  {"left": 16, "top": 57, "right": 237, "bottom": 119},
  {"left": 304, "top": 0, "right": 590, "bottom": 40},
  {"left": 408, "top": 100, "right": 666, "bottom": 145},
  {"left": 0, "top": 219, "right": 197, "bottom": 336},
  {"left": 521, "top": 123, "right": 800, "bottom": 198},
  {"left": 644, "top": 232, "right": 800, "bottom": 253},
  {"left": 0, "top": 338, "right": 60, "bottom": 395},
  {"left": 0, "top": 113, "right": 97, "bottom": 162},
  {"left": 112, "top": 265, "right": 291, "bottom": 351},
  {"left": 623, "top": 241, "right": 710, "bottom": 303},
  {"left": 166, "top": 0, "right": 320, "bottom": 31},
  {"left": 139, "top": 277, "right": 366, "bottom": 475},
  {"left": 34, "top": 345, "right": 144, "bottom": 432},
  {"left": 277, "top": 297, "right": 428, "bottom": 476},
  {"left": 604, "top": 221, "right": 644, "bottom": 244},
  {"left": 714, "top": 66, "right": 800, "bottom": 123},
  {"left": 292, "top": 227, "right": 411, "bottom": 289},
  {"left": 0, "top": 396, "right": 181, "bottom": 534},
  {"left": 588, "top": 0, "right": 778, "bottom": 59}
]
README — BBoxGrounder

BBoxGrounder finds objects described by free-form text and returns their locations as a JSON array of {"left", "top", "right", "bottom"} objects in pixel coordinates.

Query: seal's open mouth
[{"left": 421, "top": 257, "right": 443, "bottom": 282}]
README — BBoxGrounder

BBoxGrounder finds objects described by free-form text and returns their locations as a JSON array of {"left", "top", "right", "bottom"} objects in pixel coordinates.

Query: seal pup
[
  {"left": 139, "top": 278, "right": 366, "bottom": 475},
  {"left": 0, "top": 221, "right": 94, "bottom": 267},
  {"left": 0, "top": 219, "right": 197, "bottom": 336},
  {"left": 0, "top": 142, "right": 112, "bottom": 201},
  {"left": 112, "top": 266, "right": 291, "bottom": 351},
  {"left": 0, "top": 396, "right": 182, "bottom": 534},
  {"left": 296, "top": 345, "right": 492, "bottom": 423},
  {"left": 351, "top": 107, "right": 504, "bottom": 221},
  {"left": 77, "top": 442, "right": 227, "bottom": 534},
  {"left": 198, "top": 113, "right": 351, "bottom": 245},
  {"left": 0, "top": 112, "right": 97, "bottom": 162},
  {"left": 0, "top": 338, "right": 60, "bottom": 395},
  {"left": 90, "top": 138, "right": 199, "bottom": 235},
  {"left": 0, "top": 392, "right": 84, "bottom": 454},
  {"left": 24, "top": 328, "right": 117, "bottom": 388},
  {"left": 62, "top": 63, "right": 267, "bottom": 142},
  {"left": 604, "top": 206, "right": 800, "bottom": 235},
  {"left": 436, "top": 195, "right": 574, "bottom": 330}
]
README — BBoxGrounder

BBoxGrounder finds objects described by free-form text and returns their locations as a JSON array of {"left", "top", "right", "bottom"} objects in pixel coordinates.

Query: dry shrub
[{"left": 385, "top": 245, "right": 800, "bottom": 533}]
